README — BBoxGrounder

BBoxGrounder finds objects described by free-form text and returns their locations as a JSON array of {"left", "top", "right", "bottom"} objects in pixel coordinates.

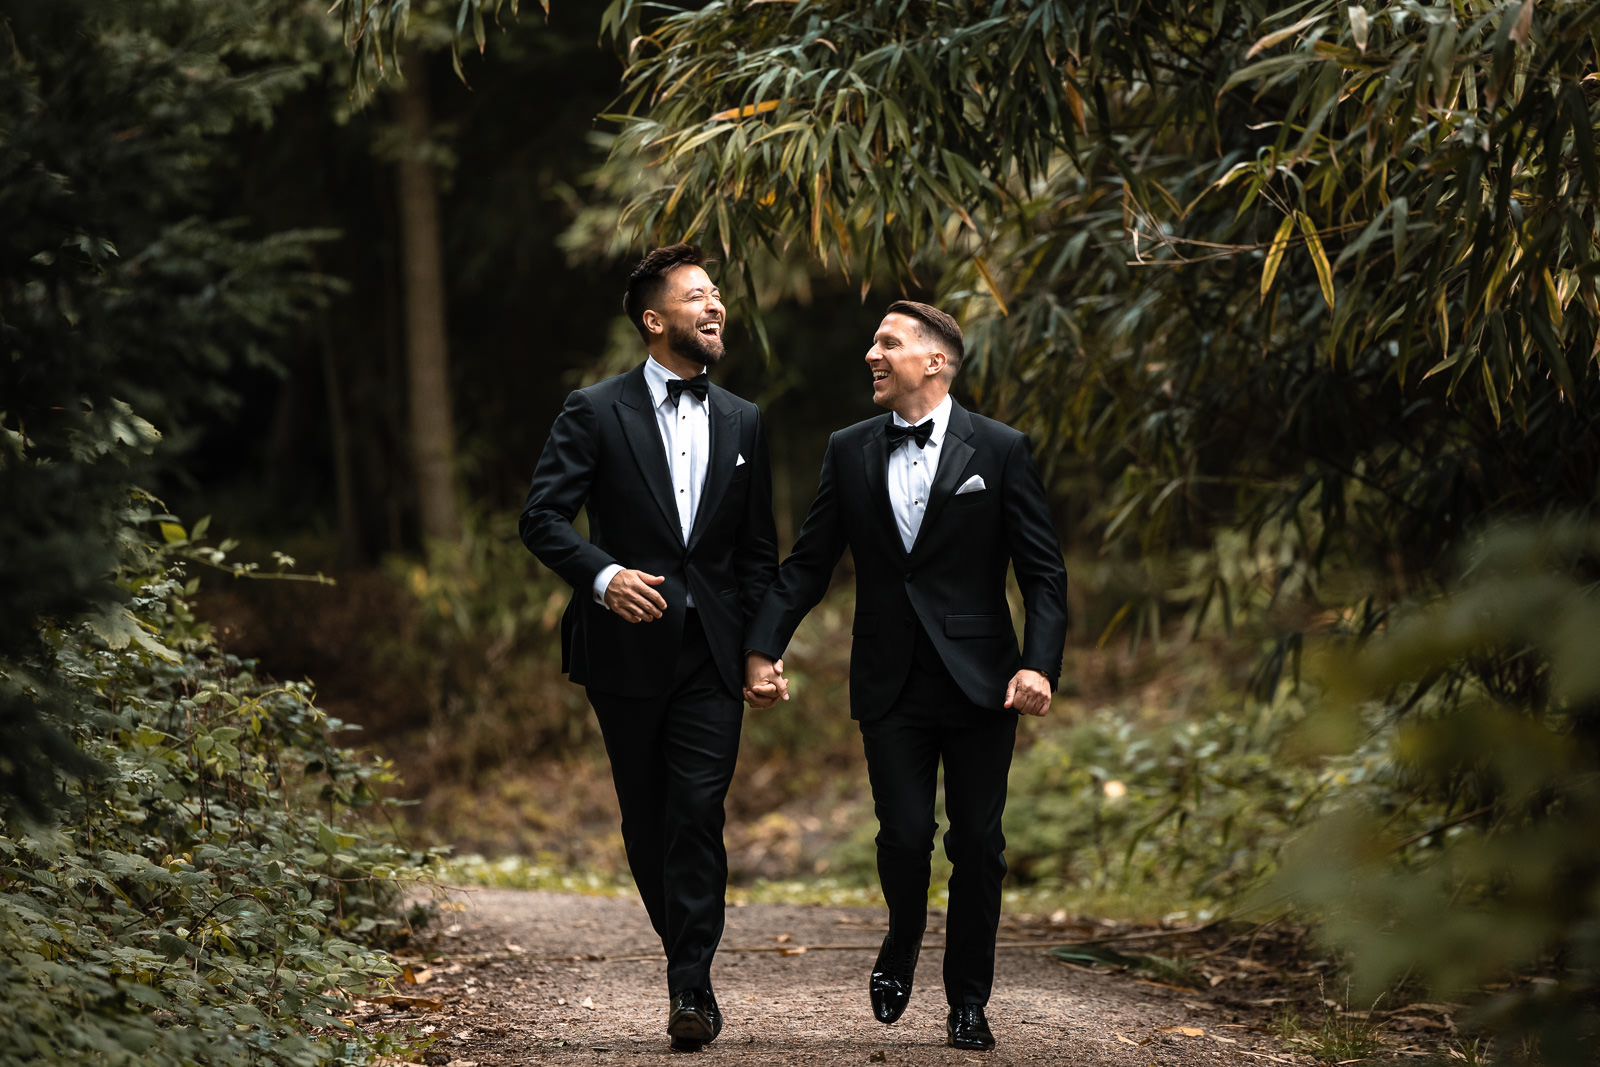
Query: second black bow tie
[
  {"left": 887, "top": 419, "right": 934, "bottom": 450},
  {"left": 666, "top": 375, "right": 710, "bottom": 407}
]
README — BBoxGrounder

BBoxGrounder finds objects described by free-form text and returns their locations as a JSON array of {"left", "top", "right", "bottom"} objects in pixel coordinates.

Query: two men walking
[{"left": 521, "top": 246, "right": 1068, "bottom": 1053}]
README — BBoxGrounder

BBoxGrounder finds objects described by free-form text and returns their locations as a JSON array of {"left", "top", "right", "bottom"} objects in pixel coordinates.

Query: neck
[
  {"left": 649, "top": 347, "right": 706, "bottom": 380},
  {"left": 892, "top": 388, "right": 947, "bottom": 425}
]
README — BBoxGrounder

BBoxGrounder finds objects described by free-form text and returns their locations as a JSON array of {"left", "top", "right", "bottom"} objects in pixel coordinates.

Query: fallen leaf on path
[
  {"left": 777, "top": 945, "right": 808, "bottom": 956},
  {"left": 1115, "top": 1033, "right": 1153, "bottom": 1046},
  {"left": 369, "top": 994, "right": 444, "bottom": 1010},
  {"left": 580, "top": 997, "right": 595, "bottom": 1009},
  {"left": 773, "top": 933, "right": 792, "bottom": 943},
  {"left": 400, "top": 964, "right": 432, "bottom": 984},
  {"left": 1160, "top": 1026, "right": 1205, "bottom": 1037}
]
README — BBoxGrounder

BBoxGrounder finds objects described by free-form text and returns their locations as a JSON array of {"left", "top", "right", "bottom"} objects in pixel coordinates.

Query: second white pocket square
[
  {"left": 955, "top": 475, "right": 986, "bottom": 495},
  {"left": 736, "top": 453, "right": 746, "bottom": 466}
]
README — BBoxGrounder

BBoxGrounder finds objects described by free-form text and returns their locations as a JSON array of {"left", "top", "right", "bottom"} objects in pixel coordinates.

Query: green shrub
[{"left": 0, "top": 529, "right": 430, "bottom": 1067}]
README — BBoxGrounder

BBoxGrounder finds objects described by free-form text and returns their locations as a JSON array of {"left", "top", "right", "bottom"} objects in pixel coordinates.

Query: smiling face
[
  {"left": 643, "top": 263, "right": 724, "bottom": 373},
  {"left": 866, "top": 312, "right": 949, "bottom": 421}
]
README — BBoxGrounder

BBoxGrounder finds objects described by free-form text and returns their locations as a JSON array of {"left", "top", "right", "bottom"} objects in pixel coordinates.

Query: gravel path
[{"left": 365, "top": 888, "right": 1311, "bottom": 1066}]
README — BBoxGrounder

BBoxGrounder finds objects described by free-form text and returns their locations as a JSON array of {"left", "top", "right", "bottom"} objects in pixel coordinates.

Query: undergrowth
[{"left": 0, "top": 520, "right": 432, "bottom": 1066}]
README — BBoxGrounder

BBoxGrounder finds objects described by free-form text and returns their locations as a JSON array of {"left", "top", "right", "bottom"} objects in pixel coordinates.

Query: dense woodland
[{"left": 4, "top": 0, "right": 1600, "bottom": 1062}]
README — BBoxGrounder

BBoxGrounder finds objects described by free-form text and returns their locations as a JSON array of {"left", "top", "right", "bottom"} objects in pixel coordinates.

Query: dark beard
[{"left": 666, "top": 320, "right": 724, "bottom": 367}]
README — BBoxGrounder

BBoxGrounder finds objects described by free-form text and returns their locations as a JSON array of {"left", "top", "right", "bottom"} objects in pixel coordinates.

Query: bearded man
[{"left": 520, "top": 243, "right": 778, "bottom": 1052}]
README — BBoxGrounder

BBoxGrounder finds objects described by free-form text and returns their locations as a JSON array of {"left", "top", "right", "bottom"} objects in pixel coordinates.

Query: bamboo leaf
[
  {"left": 1246, "top": 14, "right": 1325, "bottom": 58},
  {"left": 1298, "top": 211, "right": 1335, "bottom": 310},
  {"left": 1261, "top": 214, "right": 1296, "bottom": 301}
]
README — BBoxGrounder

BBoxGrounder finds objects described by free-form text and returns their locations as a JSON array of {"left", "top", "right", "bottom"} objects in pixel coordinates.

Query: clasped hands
[{"left": 744, "top": 652, "right": 788, "bottom": 709}]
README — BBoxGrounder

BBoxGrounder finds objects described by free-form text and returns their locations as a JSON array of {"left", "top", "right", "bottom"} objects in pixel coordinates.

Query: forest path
[{"left": 365, "top": 888, "right": 1309, "bottom": 1066}]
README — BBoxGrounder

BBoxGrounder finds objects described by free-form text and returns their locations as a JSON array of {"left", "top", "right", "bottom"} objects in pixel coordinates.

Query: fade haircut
[
  {"left": 624, "top": 243, "right": 707, "bottom": 342},
  {"left": 886, "top": 299, "right": 964, "bottom": 375}
]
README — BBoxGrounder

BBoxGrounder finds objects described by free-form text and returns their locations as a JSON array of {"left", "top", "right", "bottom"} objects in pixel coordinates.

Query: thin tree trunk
[
  {"left": 393, "top": 50, "right": 462, "bottom": 545},
  {"left": 319, "top": 315, "right": 360, "bottom": 564}
]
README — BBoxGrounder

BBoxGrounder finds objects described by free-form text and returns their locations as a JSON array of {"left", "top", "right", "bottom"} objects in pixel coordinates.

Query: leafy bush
[
  {"left": 0, "top": 525, "right": 429, "bottom": 1067},
  {"left": 1272, "top": 520, "right": 1600, "bottom": 1064},
  {"left": 1005, "top": 694, "right": 1324, "bottom": 911}
]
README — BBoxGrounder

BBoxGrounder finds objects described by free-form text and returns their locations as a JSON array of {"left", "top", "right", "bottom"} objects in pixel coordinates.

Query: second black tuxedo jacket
[
  {"left": 520, "top": 363, "right": 778, "bottom": 700},
  {"left": 747, "top": 401, "right": 1068, "bottom": 716}
]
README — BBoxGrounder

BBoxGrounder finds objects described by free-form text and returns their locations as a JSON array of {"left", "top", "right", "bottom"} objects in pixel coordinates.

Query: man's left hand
[{"left": 1004, "top": 669, "right": 1052, "bottom": 717}]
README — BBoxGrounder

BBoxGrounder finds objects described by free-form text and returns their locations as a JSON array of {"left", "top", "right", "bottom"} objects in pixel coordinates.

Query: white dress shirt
[
  {"left": 593, "top": 357, "right": 711, "bottom": 606},
  {"left": 887, "top": 393, "right": 952, "bottom": 552}
]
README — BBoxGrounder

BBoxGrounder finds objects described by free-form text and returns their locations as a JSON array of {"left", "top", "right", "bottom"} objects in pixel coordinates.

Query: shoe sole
[{"left": 668, "top": 1011, "right": 716, "bottom": 1044}]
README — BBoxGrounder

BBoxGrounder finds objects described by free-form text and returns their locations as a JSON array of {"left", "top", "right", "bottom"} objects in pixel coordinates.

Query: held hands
[
  {"left": 1004, "top": 669, "right": 1052, "bottom": 717},
  {"left": 744, "top": 652, "right": 789, "bottom": 709},
  {"left": 604, "top": 569, "right": 667, "bottom": 623}
]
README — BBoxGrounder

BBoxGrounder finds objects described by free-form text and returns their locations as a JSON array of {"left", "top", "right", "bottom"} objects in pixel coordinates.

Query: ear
[
  {"left": 642, "top": 309, "right": 664, "bottom": 337},
  {"left": 925, "top": 350, "right": 948, "bottom": 378}
]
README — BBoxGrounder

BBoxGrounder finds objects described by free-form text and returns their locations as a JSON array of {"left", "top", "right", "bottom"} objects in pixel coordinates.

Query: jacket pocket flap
[{"left": 944, "top": 614, "right": 1008, "bottom": 638}]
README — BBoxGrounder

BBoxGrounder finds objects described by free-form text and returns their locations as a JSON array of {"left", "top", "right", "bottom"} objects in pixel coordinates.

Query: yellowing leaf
[
  {"left": 973, "top": 256, "right": 1009, "bottom": 315},
  {"left": 1297, "top": 211, "right": 1335, "bottom": 309},
  {"left": 1261, "top": 215, "right": 1296, "bottom": 301},
  {"left": 1160, "top": 1026, "right": 1206, "bottom": 1037},
  {"left": 1247, "top": 14, "right": 1324, "bottom": 58},
  {"left": 708, "top": 98, "right": 781, "bottom": 122}
]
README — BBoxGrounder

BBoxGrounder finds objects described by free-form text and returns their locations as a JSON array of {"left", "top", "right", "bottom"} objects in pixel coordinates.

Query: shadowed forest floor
[{"left": 355, "top": 889, "right": 1432, "bottom": 1066}]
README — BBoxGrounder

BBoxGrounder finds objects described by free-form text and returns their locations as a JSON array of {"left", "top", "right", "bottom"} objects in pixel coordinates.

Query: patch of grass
[
  {"left": 439, "top": 853, "right": 635, "bottom": 896},
  {"left": 1277, "top": 982, "right": 1387, "bottom": 1061}
]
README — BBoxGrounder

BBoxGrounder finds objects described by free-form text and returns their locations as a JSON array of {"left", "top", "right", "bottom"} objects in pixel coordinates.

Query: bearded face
[{"left": 667, "top": 315, "right": 724, "bottom": 367}]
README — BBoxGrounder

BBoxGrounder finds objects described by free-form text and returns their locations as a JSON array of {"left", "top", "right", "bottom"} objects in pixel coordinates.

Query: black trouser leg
[
  {"left": 938, "top": 712, "right": 1017, "bottom": 1006},
  {"left": 860, "top": 713, "right": 941, "bottom": 944},
  {"left": 588, "top": 611, "right": 742, "bottom": 994}
]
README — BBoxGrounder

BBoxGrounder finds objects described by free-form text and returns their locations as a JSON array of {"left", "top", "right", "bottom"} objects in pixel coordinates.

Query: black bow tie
[
  {"left": 887, "top": 419, "right": 934, "bottom": 450},
  {"left": 665, "top": 374, "right": 709, "bottom": 407}
]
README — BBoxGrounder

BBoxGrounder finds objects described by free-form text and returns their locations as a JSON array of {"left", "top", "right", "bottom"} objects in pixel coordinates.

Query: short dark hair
[
  {"left": 886, "top": 299, "right": 964, "bottom": 374},
  {"left": 624, "top": 243, "right": 707, "bottom": 341}
]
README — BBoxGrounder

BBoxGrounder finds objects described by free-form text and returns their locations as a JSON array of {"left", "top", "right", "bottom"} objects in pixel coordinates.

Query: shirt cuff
[{"left": 592, "top": 564, "right": 624, "bottom": 607}]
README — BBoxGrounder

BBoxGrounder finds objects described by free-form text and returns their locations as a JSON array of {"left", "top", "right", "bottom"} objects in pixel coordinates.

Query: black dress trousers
[
  {"left": 587, "top": 609, "right": 743, "bottom": 994},
  {"left": 858, "top": 621, "right": 1018, "bottom": 1008}
]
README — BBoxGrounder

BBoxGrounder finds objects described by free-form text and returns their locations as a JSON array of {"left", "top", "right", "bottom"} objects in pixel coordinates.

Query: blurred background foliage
[{"left": 7, "top": 0, "right": 1600, "bottom": 1061}]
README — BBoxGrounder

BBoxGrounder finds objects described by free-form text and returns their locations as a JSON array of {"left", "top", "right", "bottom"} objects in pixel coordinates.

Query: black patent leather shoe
[
  {"left": 869, "top": 932, "right": 921, "bottom": 1024},
  {"left": 667, "top": 987, "right": 722, "bottom": 1052},
  {"left": 947, "top": 1004, "right": 996, "bottom": 1050}
]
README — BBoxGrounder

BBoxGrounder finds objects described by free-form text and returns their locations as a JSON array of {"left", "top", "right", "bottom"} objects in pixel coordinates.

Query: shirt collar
[
  {"left": 643, "top": 355, "right": 707, "bottom": 408},
  {"left": 891, "top": 393, "right": 953, "bottom": 446}
]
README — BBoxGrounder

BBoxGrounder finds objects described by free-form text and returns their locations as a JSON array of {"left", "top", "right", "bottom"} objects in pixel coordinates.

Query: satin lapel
[
  {"left": 688, "top": 389, "right": 739, "bottom": 549},
  {"left": 913, "top": 401, "right": 976, "bottom": 553},
  {"left": 614, "top": 366, "right": 678, "bottom": 532},
  {"left": 861, "top": 416, "right": 907, "bottom": 559}
]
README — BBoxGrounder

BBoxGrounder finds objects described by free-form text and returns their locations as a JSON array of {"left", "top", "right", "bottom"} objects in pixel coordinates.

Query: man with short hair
[
  {"left": 744, "top": 300, "right": 1068, "bottom": 1051},
  {"left": 521, "top": 244, "right": 778, "bottom": 1052}
]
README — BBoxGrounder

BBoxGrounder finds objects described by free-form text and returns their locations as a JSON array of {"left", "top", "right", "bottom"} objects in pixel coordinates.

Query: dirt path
[{"left": 366, "top": 888, "right": 1314, "bottom": 1066}]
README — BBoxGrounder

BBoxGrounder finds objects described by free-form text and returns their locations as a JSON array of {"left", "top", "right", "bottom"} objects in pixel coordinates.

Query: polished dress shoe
[
  {"left": 869, "top": 932, "right": 921, "bottom": 1024},
  {"left": 947, "top": 1004, "right": 996, "bottom": 1050},
  {"left": 667, "top": 987, "right": 722, "bottom": 1052}
]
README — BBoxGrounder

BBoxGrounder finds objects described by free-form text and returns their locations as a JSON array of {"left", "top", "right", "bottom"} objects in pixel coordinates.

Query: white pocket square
[
  {"left": 955, "top": 475, "right": 986, "bottom": 495},
  {"left": 736, "top": 453, "right": 746, "bottom": 467}
]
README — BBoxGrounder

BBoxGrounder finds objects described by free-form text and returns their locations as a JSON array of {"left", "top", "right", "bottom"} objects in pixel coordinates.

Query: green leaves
[{"left": 1, "top": 599, "right": 428, "bottom": 1066}]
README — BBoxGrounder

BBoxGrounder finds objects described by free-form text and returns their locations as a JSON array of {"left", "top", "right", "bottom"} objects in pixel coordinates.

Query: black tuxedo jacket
[
  {"left": 520, "top": 363, "right": 778, "bottom": 700},
  {"left": 746, "top": 401, "right": 1068, "bottom": 717}
]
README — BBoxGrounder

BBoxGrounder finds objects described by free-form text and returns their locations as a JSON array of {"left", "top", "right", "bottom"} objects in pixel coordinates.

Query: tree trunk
[{"left": 393, "top": 50, "right": 462, "bottom": 545}]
